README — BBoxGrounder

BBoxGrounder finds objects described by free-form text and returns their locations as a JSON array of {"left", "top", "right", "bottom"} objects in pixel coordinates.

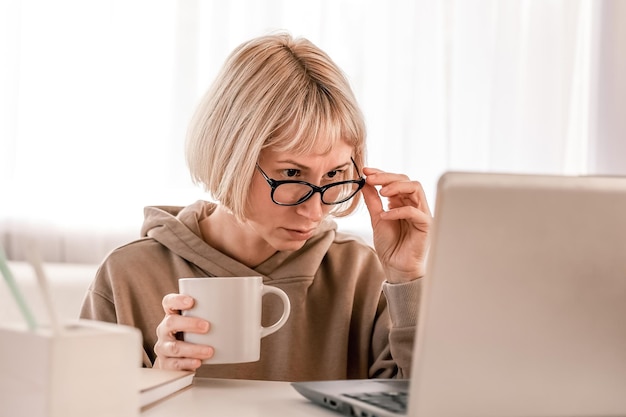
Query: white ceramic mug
[{"left": 178, "top": 276, "right": 291, "bottom": 364}]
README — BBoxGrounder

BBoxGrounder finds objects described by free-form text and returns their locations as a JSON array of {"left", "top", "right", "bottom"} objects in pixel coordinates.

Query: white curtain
[{"left": 1, "top": 0, "right": 623, "bottom": 261}]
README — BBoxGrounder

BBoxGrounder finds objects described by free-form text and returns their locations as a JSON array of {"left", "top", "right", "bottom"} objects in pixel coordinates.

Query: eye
[
  {"left": 282, "top": 168, "right": 300, "bottom": 178},
  {"left": 326, "top": 168, "right": 349, "bottom": 181}
]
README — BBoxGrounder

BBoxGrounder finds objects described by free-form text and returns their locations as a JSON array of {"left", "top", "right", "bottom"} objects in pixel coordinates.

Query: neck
[{"left": 199, "top": 205, "right": 276, "bottom": 268}]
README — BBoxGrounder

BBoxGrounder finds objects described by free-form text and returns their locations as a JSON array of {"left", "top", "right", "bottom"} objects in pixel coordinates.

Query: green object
[{"left": 0, "top": 245, "right": 37, "bottom": 330}]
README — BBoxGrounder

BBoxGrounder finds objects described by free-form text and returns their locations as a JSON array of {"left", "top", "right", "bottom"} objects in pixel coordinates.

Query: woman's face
[{"left": 245, "top": 141, "right": 356, "bottom": 252}]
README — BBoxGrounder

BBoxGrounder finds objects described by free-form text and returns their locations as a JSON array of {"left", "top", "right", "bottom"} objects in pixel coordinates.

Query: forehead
[
  {"left": 264, "top": 104, "right": 362, "bottom": 159},
  {"left": 260, "top": 141, "right": 354, "bottom": 168}
]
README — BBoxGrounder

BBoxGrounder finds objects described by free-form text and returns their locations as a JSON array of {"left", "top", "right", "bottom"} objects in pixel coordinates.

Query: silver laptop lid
[{"left": 410, "top": 172, "right": 626, "bottom": 417}]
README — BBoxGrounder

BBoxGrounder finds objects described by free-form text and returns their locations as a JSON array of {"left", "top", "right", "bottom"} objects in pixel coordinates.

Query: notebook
[
  {"left": 292, "top": 171, "right": 626, "bottom": 417},
  {"left": 139, "top": 368, "right": 194, "bottom": 409}
]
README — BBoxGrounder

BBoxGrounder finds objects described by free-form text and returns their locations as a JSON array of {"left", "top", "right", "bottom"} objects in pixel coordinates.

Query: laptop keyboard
[{"left": 344, "top": 391, "right": 408, "bottom": 414}]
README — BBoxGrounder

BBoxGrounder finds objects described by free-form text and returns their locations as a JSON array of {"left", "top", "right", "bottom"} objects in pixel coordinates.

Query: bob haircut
[{"left": 186, "top": 33, "right": 367, "bottom": 221}]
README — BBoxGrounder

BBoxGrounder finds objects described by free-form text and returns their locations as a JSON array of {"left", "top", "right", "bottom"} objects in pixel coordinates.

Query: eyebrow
[{"left": 276, "top": 159, "right": 351, "bottom": 172}]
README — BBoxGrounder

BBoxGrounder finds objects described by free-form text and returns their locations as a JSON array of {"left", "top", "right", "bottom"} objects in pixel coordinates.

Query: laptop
[{"left": 292, "top": 171, "right": 626, "bottom": 417}]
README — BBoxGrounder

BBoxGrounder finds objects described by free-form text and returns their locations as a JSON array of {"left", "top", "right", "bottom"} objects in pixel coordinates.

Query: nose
[{"left": 294, "top": 192, "right": 324, "bottom": 222}]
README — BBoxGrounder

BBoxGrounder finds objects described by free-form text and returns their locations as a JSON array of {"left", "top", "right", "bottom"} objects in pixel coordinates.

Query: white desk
[{"left": 142, "top": 377, "right": 336, "bottom": 417}]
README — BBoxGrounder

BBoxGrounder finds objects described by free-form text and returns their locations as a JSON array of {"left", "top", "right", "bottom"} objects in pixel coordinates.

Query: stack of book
[{"left": 140, "top": 368, "right": 195, "bottom": 409}]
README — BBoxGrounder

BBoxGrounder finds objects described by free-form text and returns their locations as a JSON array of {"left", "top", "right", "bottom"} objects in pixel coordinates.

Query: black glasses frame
[{"left": 256, "top": 158, "right": 366, "bottom": 206}]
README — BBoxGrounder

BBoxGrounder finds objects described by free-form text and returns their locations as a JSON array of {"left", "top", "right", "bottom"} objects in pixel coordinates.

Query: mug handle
[{"left": 260, "top": 286, "right": 291, "bottom": 338}]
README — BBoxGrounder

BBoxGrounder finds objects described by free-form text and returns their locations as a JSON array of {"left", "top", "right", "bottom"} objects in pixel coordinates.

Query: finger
[
  {"left": 364, "top": 170, "right": 421, "bottom": 207},
  {"left": 381, "top": 181, "right": 432, "bottom": 216},
  {"left": 367, "top": 171, "right": 431, "bottom": 217},
  {"left": 380, "top": 205, "right": 432, "bottom": 231},
  {"left": 381, "top": 182, "right": 422, "bottom": 207},
  {"left": 156, "top": 313, "right": 210, "bottom": 339},
  {"left": 155, "top": 356, "right": 204, "bottom": 372},
  {"left": 162, "top": 293, "right": 195, "bottom": 314},
  {"left": 154, "top": 338, "right": 213, "bottom": 360},
  {"left": 361, "top": 182, "right": 385, "bottom": 221},
  {"left": 363, "top": 168, "right": 410, "bottom": 187},
  {"left": 362, "top": 166, "right": 385, "bottom": 175}
]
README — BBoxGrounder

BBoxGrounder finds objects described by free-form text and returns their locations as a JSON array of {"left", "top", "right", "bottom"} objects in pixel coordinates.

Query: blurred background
[{"left": 1, "top": 0, "right": 624, "bottom": 263}]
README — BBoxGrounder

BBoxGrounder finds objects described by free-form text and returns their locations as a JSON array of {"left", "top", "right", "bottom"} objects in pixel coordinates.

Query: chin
[{"left": 272, "top": 238, "right": 308, "bottom": 252}]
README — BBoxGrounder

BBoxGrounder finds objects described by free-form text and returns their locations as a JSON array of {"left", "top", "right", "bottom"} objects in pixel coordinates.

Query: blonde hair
[{"left": 186, "top": 33, "right": 367, "bottom": 220}]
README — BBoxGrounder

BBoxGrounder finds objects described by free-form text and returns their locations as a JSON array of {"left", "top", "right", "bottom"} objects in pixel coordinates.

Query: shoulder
[
  {"left": 96, "top": 237, "right": 184, "bottom": 286},
  {"left": 101, "top": 237, "right": 169, "bottom": 271}
]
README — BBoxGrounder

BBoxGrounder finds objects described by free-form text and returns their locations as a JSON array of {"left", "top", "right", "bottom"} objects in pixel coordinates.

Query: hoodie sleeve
[
  {"left": 383, "top": 280, "right": 422, "bottom": 377},
  {"left": 79, "top": 244, "right": 169, "bottom": 368},
  {"left": 368, "top": 279, "right": 422, "bottom": 379}
]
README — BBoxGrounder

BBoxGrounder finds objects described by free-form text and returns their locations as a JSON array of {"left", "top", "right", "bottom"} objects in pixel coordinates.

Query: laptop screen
[{"left": 411, "top": 172, "right": 626, "bottom": 417}]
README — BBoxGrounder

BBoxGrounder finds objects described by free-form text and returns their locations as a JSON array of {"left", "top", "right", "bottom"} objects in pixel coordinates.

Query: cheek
[
  {"left": 245, "top": 190, "right": 295, "bottom": 240},
  {"left": 245, "top": 176, "right": 280, "bottom": 219}
]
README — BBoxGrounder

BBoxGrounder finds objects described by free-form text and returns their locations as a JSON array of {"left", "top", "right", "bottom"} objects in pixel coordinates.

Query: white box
[{"left": 0, "top": 320, "right": 142, "bottom": 417}]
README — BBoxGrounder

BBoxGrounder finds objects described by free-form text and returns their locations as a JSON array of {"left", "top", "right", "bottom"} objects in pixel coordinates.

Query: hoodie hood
[{"left": 140, "top": 200, "right": 339, "bottom": 280}]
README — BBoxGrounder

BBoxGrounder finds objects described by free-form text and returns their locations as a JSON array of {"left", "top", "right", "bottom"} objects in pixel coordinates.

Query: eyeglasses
[{"left": 256, "top": 158, "right": 366, "bottom": 206}]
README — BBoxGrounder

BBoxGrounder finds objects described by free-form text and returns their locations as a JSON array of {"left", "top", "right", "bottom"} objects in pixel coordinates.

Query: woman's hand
[
  {"left": 361, "top": 167, "right": 432, "bottom": 283},
  {"left": 153, "top": 293, "right": 214, "bottom": 370}
]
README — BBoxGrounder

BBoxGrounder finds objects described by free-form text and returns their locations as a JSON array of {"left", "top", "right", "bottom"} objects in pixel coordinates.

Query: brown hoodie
[{"left": 80, "top": 200, "right": 421, "bottom": 381}]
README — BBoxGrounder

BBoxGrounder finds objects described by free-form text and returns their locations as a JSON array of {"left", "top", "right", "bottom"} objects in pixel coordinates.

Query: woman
[{"left": 80, "top": 32, "right": 431, "bottom": 382}]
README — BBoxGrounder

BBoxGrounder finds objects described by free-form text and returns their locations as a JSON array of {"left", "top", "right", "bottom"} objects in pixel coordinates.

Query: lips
[{"left": 283, "top": 227, "right": 315, "bottom": 240}]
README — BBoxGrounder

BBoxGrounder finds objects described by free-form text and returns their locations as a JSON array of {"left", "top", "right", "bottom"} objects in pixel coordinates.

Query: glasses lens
[
  {"left": 321, "top": 182, "right": 362, "bottom": 204},
  {"left": 273, "top": 183, "right": 314, "bottom": 205}
]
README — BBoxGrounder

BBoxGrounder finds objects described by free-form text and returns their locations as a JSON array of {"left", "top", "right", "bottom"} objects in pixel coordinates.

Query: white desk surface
[{"left": 142, "top": 377, "right": 336, "bottom": 417}]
